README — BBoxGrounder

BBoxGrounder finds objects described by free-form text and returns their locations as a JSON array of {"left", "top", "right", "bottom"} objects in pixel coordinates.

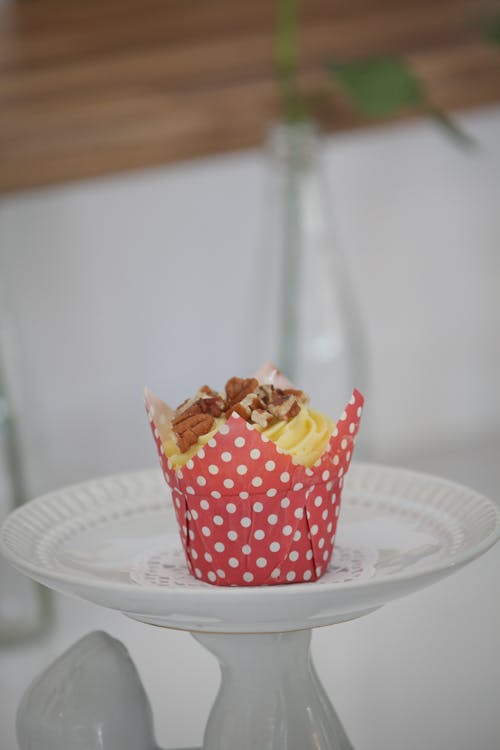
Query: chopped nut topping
[
  {"left": 225, "top": 377, "right": 259, "bottom": 415},
  {"left": 172, "top": 411, "right": 215, "bottom": 453},
  {"left": 170, "top": 375, "right": 308, "bottom": 453}
]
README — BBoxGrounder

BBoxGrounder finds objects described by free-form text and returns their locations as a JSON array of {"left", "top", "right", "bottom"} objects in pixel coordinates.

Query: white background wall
[{"left": 0, "top": 105, "right": 499, "bottom": 749}]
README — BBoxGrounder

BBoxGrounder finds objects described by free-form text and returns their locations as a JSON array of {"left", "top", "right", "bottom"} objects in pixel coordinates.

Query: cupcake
[{"left": 145, "top": 365, "right": 363, "bottom": 586}]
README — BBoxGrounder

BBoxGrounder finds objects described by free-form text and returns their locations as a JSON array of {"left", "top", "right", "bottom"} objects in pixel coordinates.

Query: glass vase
[{"left": 264, "top": 121, "right": 368, "bottom": 448}]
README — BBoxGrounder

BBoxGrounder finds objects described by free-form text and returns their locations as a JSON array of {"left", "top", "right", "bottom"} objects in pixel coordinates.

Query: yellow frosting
[
  {"left": 259, "top": 407, "right": 334, "bottom": 467},
  {"left": 164, "top": 407, "right": 333, "bottom": 470}
]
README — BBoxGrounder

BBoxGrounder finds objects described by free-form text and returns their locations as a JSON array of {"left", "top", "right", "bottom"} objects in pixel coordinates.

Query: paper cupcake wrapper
[{"left": 146, "top": 388, "right": 364, "bottom": 586}]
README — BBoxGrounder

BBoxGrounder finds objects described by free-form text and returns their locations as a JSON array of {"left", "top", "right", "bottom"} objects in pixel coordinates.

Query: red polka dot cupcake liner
[{"left": 145, "top": 388, "right": 364, "bottom": 586}]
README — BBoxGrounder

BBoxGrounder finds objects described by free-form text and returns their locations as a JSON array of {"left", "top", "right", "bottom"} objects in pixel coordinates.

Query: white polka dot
[
  {"left": 250, "top": 448, "right": 261, "bottom": 460},
  {"left": 322, "top": 470, "right": 330, "bottom": 481},
  {"left": 228, "top": 530, "right": 238, "bottom": 541},
  {"left": 189, "top": 530, "right": 195, "bottom": 540},
  {"left": 314, "top": 496, "right": 323, "bottom": 507},
  {"left": 339, "top": 467, "right": 344, "bottom": 477},
  {"left": 186, "top": 459, "right": 194, "bottom": 470},
  {"left": 223, "top": 478, "right": 235, "bottom": 489},
  {"left": 251, "top": 476, "right": 263, "bottom": 487},
  {"left": 253, "top": 501, "right": 263, "bottom": 513},
  {"left": 239, "top": 491, "right": 249, "bottom": 500},
  {"left": 316, "top": 566, "right": 322, "bottom": 576},
  {"left": 216, "top": 569, "right": 226, "bottom": 578},
  {"left": 293, "top": 482, "right": 304, "bottom": 491},
  {"left": 261, "top": 434, "right": 269, "bottom": 442},
  {"left": 332, "top": 428, "right": 338, "bottom": 437},
  {"left": 242, "top": 544, "right": 252, "bottom": 554},
  {"left": 208, "top": 438, "right": 217, "bottom": 447},
  {"left": 294, "top": 507, "right": 304, "bottom": 519},
  {"left": 191, "top": 548, "right": 198, "bottom": 559},
  {"left": 214, "top": 542, "right": 225, "bottom": 552},
  {"left": 186, "top": 510, "right": 192, "bottom": 520},
  {"left": 340, "top": 410, "right": 347, "bottom": 421},
  {"left": 226, "top": 502, "right": 236, "bottom": 514},
  {"left": 208, "top": 464, "right": 219, "bottom": 475},
  {"left": 335, "top": 505, "right": 340, "bottom": 517},
  {"left": 327, "top": 521, "right": 333, "bottom": 532},
  {"left": 318, "top": 537, "right": 325, "bottom": 548},
  {"left": 267, "top": 514, "right": 278, "bottom": 525},
  {"left": 196, "top": 475, "right": 206, "bottom": 486},
  {"left": 211, "top": 491, "right": 221, "bottom": 499},
  {"left": 182, "top": 525, "right": 187, "bottom": 536},
  {"left": 322, "top": 509, "right": 328, "bottom": 520},
  {"left": 310, "top": 524, "right": 319, "bottom": 535},
  {"left": 240, "top": 517, "right": 251, "bottom": 528},
  {"left": 333, "top": 455, "right": 339, "bottom": 465},
  {"left": 330, "top": 533, "right": 336, "bottom": 544},
  {"left": 243, "top": 572, "right": 254, "bottom": 582},
  {"left": 237, "top": 464, "right": 248, "bottom": 475},
  {"left": 323, "top": 550, "right": 329, "bottom": 561},
  {"left": 341, "top": 439, "right": 347, "bottom": 450},
  {"left": 283, "top": 525, "right": 293, "bottom": 536},
  {"left": 254, "top": 529, "right": 265, "bottom": 540},
  {"left": 207, "top": 571, "right": 216, "bottom": 582},
  {"left": 204, "top": 552, "right": 213, "bottom": 562},
  {"left": 175, "top": 497, "right": 181, "bottom": 509},
  {"left": 289, "top": 550, "right": 299, "bottom": 562},
  {"left": 270, "top": 541, "right": 280, "bottom": 552},
  {"left": 221, "top": 451, "right": 232, "bottom": 462},
  {"left": 198, "top": 448, "right": 205, "bottom": 459},
  {"left": 267, "top": 488, "right": 277, "bottom": 498},
  {"left": 303, "top": 570, "right": 312, "bottom": 581},
  {"left": 286, "top": 571, "right": 296, "bottom": 582},
  {"left": 234, "top": 436, "right": 246, "bottom": 448},
  {"left": 265, "top": 460, "right": 276, "bottom": 471},
  {"left": 293, "top": 530, "right": 301, "bottom": 542},
  {"left": 220, "top": 424, "right": 230, "bottom": 435},
  {"left": 200, "top": 499, "right": 210, "bottom": 510},
  {"left": 306, "top": 549, "right": 313, "bottom": 560},
  {"left": 357, "top": 406, "right": 363, "bottom": 417},
  {"left": 202, "top": 526, "right": 211, "bottom": 537},
  {"left": 346, "top": 451, "right": 351, "bottom": 461},
  {"left": 280, "top": 472, "right": 290, "bottom": 483},
  {"left": 271, "top": 568, "right": 281, "bottom": 578},
  {"left": 280, "top": 496, "right": 290, "bottom": 508},
  {"left": 213, "top": 515, "right": 223, "bottom": 526},
  {"left": 229, "top": 557, "right": 239, "bottom": 568},
  {"left": 256, "top": 557, "right": 267, "bottom": 568},
  {"left": 326, "top": 481, "right": 333, "bottom": 491},
  {"left": 305, "top": 467, "right": 314, "bottom": 477},
  {"left": 186, "top": 486, "right": 195, "bottom": 495},
  {"left": 349, "top": 422, "right": 356, "bottom": 434},
  {"left": 195, "top": 568, "right": 202, "bottom": 578}
]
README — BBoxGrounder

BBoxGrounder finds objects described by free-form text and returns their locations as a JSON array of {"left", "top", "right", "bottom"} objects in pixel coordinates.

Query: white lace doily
[{"left": 130, "top": 543, "right": 378, "bottom": 589}]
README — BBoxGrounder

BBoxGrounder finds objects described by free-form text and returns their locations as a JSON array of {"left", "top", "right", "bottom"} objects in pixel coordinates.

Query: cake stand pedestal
[{"left": 1, "top": 464, "right": 498, "bottom": 750}]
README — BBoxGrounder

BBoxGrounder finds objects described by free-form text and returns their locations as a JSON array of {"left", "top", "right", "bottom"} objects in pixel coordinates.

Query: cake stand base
[{"left": 193, "top": 629, "right": 353, "bottom": 750}]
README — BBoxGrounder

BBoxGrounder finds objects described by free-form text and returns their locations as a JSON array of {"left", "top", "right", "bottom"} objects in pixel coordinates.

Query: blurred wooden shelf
[{"left": 1, "top": 0, "right": 499, "bottom": 193}]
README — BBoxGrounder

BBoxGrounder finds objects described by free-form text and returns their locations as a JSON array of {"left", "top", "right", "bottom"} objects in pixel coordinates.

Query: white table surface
[{"left": 1, "top": 438, "right": 499, "bottom": 750}]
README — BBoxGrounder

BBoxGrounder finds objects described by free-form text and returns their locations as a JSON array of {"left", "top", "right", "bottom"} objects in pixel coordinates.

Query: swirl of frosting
[{"left": 259, "top": 406, "right": 333, "bottom": 467}]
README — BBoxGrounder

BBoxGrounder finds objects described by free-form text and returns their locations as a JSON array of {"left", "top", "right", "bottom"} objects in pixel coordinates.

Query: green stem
[{"left": 275, "top": 0, "right": 304, "bottom": 121}]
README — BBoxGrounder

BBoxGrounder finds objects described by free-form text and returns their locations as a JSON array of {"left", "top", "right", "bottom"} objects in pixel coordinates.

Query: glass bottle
[
  {"left": 264, "top": 121, "right": 369, "bottom": 451},
  {"left": 0, "top": 339, "right": 48, "bottom": 643}
]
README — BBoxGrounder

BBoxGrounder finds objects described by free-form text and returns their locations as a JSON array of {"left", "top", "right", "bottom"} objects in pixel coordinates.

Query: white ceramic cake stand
[{"left": 1, "top": 464, "right": 499, "bottom": 750}]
